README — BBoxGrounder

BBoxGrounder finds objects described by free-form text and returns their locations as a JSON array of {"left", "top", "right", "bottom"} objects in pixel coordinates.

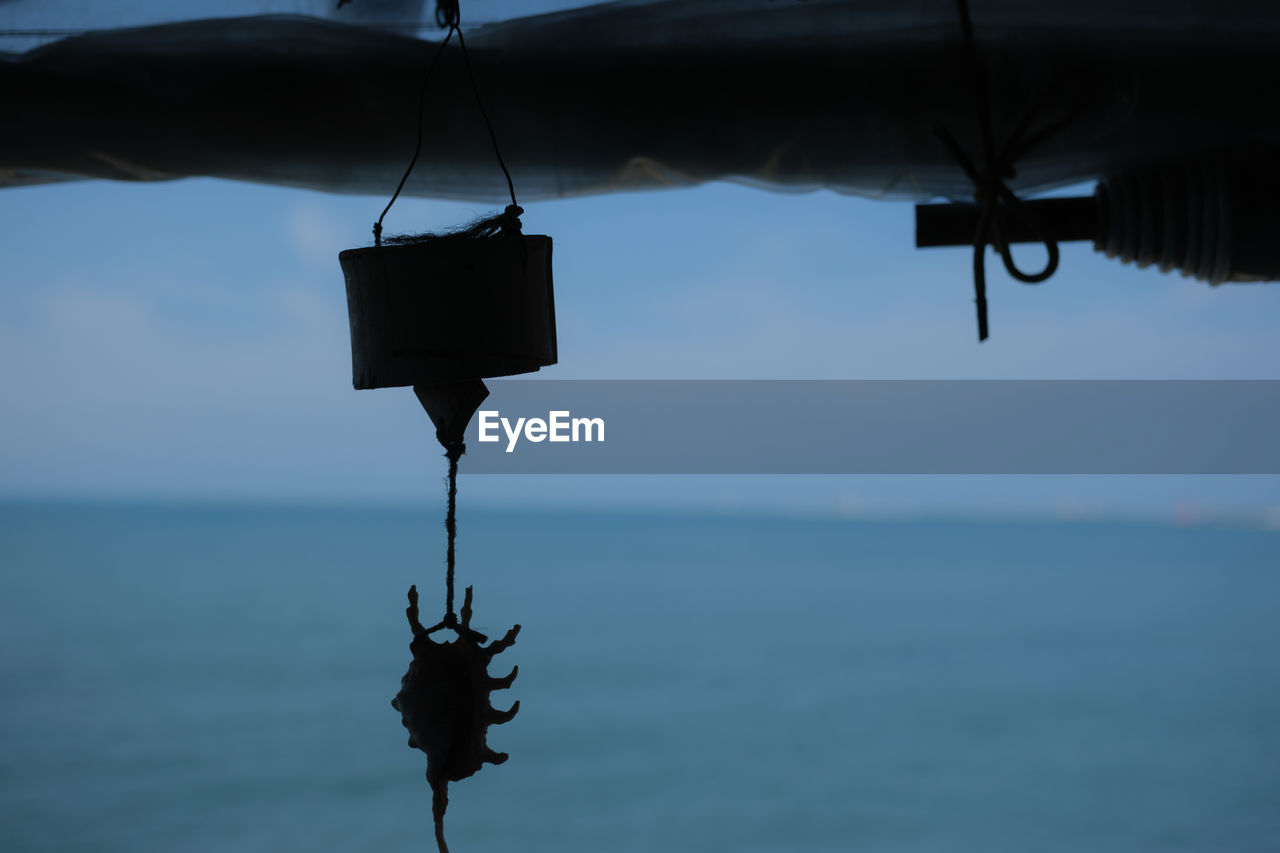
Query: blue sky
[{"left": 2, "top": 175, "right": 1279, "bottom": 518}]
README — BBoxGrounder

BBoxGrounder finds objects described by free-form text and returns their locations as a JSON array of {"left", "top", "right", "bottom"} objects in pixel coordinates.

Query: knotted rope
[{"left": 934, "top": 0, "right": 1078, "bottom": 340}]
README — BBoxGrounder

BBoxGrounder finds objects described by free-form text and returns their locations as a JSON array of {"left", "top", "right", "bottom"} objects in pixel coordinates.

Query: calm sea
[{"left": 2, "top": 503, "right": 1278, "bottom": 853}]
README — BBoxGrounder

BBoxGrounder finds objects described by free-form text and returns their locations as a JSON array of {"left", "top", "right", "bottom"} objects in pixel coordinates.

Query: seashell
[{"left": 392, "top": 584, "right": 519, "bottom": 853}]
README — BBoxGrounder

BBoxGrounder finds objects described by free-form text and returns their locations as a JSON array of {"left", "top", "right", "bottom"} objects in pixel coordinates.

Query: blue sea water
[{"left": 1, "top": 503, "right": 1278, "bottom": 853}]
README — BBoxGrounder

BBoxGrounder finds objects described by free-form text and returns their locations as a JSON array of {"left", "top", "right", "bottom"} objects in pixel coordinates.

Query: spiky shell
[{"left": 392, "top": 585, "right": 519, "bottom": 853}]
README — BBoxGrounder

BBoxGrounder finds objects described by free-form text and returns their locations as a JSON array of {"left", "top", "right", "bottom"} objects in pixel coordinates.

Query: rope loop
[
  {"left": 435, "top": 0, "right": 460, "bottom": 29},
  {"left": 994, "top": 190, "right": 1059, "bottom": 284}
]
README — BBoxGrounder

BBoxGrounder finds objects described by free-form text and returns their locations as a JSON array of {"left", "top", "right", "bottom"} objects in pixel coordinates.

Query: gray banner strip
[{"left": 458, "top": 380, "right": 1280, "bottom": 474}]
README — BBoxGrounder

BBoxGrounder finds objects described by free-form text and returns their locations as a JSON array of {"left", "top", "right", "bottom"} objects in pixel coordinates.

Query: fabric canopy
[{"left": 3, "top": 0, "right": 1279, "bottom": 202}]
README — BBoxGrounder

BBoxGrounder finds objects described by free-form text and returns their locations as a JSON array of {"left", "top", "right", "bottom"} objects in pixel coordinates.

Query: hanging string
[
  {"left": 455, "top": 25, "right": 518, "bottom": 211},
  {"left": 375, "top": 27, "right": 455, "bottom": 247},
  {"left": 443, "top": 441, "right": 462, "bottom": 625},
  {"left": 371, "top": 0, "right": 524, "bottom": 638},
  {"left": 934, "top": 0, "right": 1079, "bottom": 341},
  {"left": 426, "top": 439, "right": 486, "bottom": 642},
  {"left": 374, "top": 0, "right": 521, "bottom": 246}
]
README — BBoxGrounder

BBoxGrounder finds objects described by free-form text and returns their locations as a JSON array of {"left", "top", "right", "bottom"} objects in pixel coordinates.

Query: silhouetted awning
[{"left": 3, "top": 0, "right": 1280, "bottom": 201}]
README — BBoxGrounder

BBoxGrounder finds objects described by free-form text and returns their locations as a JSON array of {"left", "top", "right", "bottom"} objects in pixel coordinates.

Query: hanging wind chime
[{"left": 337, "top": 2, "right": 556, "bottom": 850}]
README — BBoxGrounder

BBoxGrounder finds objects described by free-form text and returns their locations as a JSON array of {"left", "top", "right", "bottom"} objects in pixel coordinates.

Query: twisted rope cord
[{"left": 443, "top": 442, "right": 462, "bottom": 624}]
